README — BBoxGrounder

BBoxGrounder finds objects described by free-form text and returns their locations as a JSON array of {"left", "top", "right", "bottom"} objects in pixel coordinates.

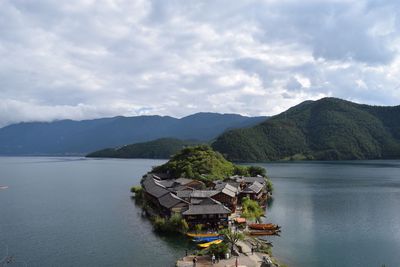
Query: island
[{"left": 131, "top": 145, "right": 284, "bottom": 267}]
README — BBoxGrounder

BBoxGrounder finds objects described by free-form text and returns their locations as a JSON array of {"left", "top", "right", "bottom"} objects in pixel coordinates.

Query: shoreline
[{"left": 176, "top": 237, "right": 283, "bottom": 267}]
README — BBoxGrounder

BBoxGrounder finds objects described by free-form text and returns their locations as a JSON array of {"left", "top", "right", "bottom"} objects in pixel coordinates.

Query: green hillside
[
  {"left": 152, "top": 145, "right": 265, "bottom": 180},
  {"left": 86, "top": 138, "right": 201, "bottom": 159},
  {"left": 212, "top": 98, "right": 400, "bottom": 161}
]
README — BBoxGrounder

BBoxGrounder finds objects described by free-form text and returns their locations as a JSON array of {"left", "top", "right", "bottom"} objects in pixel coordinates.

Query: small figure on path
[
  {"left": 251, "top": 246, "right": 254, "bottom": 255},
  {"left": 211, "top": 254, "right": 216, "bottom": 264},
  {"left": 193, "top": 256, "right": 197, "bottom": 267},
  {"left": 185, "top": 249, "right": 188, "bottom": 256}
]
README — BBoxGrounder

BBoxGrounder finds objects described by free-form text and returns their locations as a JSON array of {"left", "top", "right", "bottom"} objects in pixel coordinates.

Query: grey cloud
[{"left": 0, "top": 0, "right": 399, "bottom": 127}]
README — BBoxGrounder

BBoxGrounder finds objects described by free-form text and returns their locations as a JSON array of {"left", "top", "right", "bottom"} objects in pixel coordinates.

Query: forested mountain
[
  {"left": 86, "top": 138, "right": 201, "bottom": 159},
  {"left": 0, "top": 113, "right": 266, "bottom": 155},
  {"left": 212, "top": 98, "right": 400, "bottom": 161}
]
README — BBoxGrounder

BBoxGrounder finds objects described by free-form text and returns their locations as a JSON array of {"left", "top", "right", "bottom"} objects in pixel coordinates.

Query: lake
[{"left": 1, "top": 157, "right": 400, "bottom": 266}]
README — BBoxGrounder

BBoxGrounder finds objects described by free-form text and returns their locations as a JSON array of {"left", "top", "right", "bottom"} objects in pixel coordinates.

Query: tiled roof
[
  {"left": 214, "top": 182, "right": 238, "bottom": 198},
  {"left": 221, "top": 188, "right": 236, "bottom": 198},
  {"left": 175, "top": 178, "right": 194, "bottom": 185},
  {"left": 176, "top": 190, "right": 193, "bottom": 199},
  {"left": 242, "top": 176, "right": 266, "bottom": 184},
  {"left": 158, "top": 180, "right": 177, "bottom": 188},
  {"left": 242, "top": 181, "right": 264, "bottom": 194},
  {"left": 158, "top": 193, "right": 188, "bottom": 209},
  {"left": 190, "top": 190, "right": 219, "bottom": 198},
  {"left": 199, "top": 197, "right": 221, "bottom": 205},
  {"left": 142, "top": 176, "right": 169, "bottom": 198},
  {"left": 182, "top": 204, "right": 231, "bottom": 215}
]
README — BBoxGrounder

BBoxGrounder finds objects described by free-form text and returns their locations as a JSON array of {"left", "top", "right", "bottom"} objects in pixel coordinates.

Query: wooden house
[{"left": 182, "top": 198, "right": 231, "bottom": 228}]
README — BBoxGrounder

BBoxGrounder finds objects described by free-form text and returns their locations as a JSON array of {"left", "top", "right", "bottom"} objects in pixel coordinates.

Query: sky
[{"left": 1, "top": 0, "right": 400, "bottom": 127}]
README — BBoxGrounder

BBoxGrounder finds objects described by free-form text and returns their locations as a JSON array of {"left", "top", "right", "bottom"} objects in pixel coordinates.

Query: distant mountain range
[
  {"left": 0, "top": 113, "right": 267, "bottom": 155},
  {"left": 212, "top": 98, "right": 400, "bottom": 161},
  {"left": 86, "top": 138, "right": 201, "bottom": 159}
]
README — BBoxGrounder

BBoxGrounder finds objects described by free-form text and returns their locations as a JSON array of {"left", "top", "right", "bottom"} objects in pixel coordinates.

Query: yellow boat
[
  {"left": 197, "top": 239, "right": 222, "bottom": 248},
  {"left": 186, "top": 233, "right": 219, "bottom": 238}
]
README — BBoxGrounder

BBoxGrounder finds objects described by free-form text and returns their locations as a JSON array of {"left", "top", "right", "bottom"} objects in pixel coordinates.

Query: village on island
[{"left": 131, "top": 146, "right": 285, "bottom": 267}]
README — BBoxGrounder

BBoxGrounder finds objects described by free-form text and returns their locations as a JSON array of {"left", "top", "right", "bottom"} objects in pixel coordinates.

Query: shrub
[
  {"left": 194, "top": 224, "right": 203, "bottom": 233},
  {"left": 241, "top": 197, "right": 264, "bottom": 221},
  {"left": 130, "top": 185, "right": 144, "bottom": 202},
  {"left": 208, "top": 242, "right": 229, "bottom": 258},
  {"left": 153, "top": 216, "right": 167, "bottom": 232},
  {"left": 247, "top": 166, "right": 266, "bottom": 177},
  {"left": 265, "top": 179, "right": 274, "bottom": 192},
  {"left": 131, "top": 185, "right": 143, "bottom": 195},
  {"left": 153, "top": 214, "right": 189, "bottom": 233}
]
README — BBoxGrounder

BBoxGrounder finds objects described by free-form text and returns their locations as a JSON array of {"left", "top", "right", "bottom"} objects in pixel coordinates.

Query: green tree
[
  {"left": 208, "top": 242, "right": 229, "bottom": 258},
  {"left": 219, "top": 228, "right": 244, "bottom": 253},
  {"left": 241, "top": 197, "right": 264, "bottom": 222}
]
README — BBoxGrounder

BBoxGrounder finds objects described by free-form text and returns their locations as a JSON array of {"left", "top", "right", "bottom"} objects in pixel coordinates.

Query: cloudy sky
[{"left": 1, "top": 0, "right": 400, "bottom": 127}]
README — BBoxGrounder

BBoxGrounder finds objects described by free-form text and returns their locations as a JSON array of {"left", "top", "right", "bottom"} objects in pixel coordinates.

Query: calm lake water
[{"left": 0, "top": 157, "right": 400, "bottom": 267}]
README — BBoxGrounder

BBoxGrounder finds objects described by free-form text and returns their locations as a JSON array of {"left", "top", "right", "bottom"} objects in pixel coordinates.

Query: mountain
[
  {"left": 0, "top": 113, "right": 267, "bottom": 155},
  {"left": 86, "top": 138, "right": 202, "bottom": 159},
  {"left": 212, "top": 98, "right": 400, "bottom": 161}
]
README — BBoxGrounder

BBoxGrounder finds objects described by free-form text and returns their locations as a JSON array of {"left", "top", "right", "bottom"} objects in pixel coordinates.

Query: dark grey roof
[
  {"left": 242, "top": 176, "right": 265, "bottom": 184},
  {"left": 176, "top": 190, "right": 193, "bottom": 199},
  {"left": 158, "top": 193, "right": 188, "bottom": 209},
  {"left": 199, "top": 197, "right": 221, "bottom": 205},
  {"left": 158, "top": 180, "right": 177, "bottom": 188},
  {"left": 190, "top": 190, "right": 219, "bottom": 198},
  {"left": 151, "top": 173, "right": 171, "bottom": 180},
  {"left": 242, "top": 181, "right": 264, "bottom": 194},
  {"left": 142, "top": 176, "right": 170, "bottom": 198},
  {"left": 175, "top": 178, "right": 194, "bottom": 185},
  {"left": 214, "top": 182, "right": 237, "bottom": 198},
  {"left": 221, "top": 188, "right": 236, "bottom": 198},
  {"left": 172, "top": 185, "right": 194, "bottom": 192},
  {"left": 182, "top": 204, "right": 231, "bottom": 215},
  {"left": 190, "top": 198, "right": 203, "bottom": 205}
]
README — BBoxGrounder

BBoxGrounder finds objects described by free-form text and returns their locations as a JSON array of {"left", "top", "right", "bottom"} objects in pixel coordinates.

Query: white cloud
[{"left": 0, "top": 0, "right": 399, "bottom": 127}]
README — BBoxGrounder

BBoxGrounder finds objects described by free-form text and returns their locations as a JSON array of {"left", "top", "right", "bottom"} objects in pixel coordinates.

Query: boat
[
  {"left": 248, "top": 223, "right": 281, "bottom": 231},
  {"left": 249, "top": 230, "right": 280, "bottom": 236},
  {"left": 197, "top": 239, "right": 223, "bottom": 248},
  {"left": 192, "top": 236, "right": 222, "bottom": 243},
  {"left": 186, "top": 232, "right": 219, "bottom": 238},
  {"left": 0, "top": 185, "right": 8, "bottom": 190}
]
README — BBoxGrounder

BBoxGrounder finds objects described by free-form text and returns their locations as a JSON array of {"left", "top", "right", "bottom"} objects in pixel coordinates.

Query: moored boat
[
  {"left": 248, "top": 223, "right": 281, "bottom": 231},
  {"left": 249, "top": 230, "right": 280, "bottom": 236},
  {"left": 197, "top": 239, "right": 223, "bottom": 248},
  {"left": 187, "top": 232, "right": 219, "bottom": 238},
  {"left": 192, "top": 236, "right": 222, "bottom": 243}
]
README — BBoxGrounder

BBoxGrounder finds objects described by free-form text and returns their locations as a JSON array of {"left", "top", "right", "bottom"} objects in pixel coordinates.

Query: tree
[
  {"left": 219, "top": 228, "right": 244, "bottom": 253},
  {"left": 247, "top": 166, "right": 266, "bottom": 177},
  {"left": 241, "top": 197, "right": 264, "bottom": 222}
]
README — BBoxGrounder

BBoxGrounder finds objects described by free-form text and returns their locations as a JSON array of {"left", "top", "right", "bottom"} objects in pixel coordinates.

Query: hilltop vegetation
[
  {"left": 212, "top": 98, "right": 400, "bottom": 161},
  {"left": 152, "top": 145, "right": 266, "bottom": 180},
  {"left": 86, "top": 138, "right": 201, "bottom": 159}
]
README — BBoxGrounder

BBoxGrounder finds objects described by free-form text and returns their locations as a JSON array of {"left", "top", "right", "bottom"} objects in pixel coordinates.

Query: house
[
  {"left": 212, "top": 182, "right": 238, "bottom": 211},
  {"left": 142, "top": 175, "right": 170, "bottom": 207},
  {"left": 175, "top": 178, "right": 205, "bottom": 190},
  {"left": 189, "top": 190, "right": 219, "bottom": 205},
  {"left": 157, "top": 192, "right": 188, "bottom": 216},
  {"left": 239, "top": 181, "right": 265, "bottom": 201},
  {"left": 182, "top": 198, "right": 231, "bottom": 228},
  {"left": 230, "top": 175, "right": 268, "bottom": 202},
  {"left": 153, "top": 177, "right": 205, "bottom": 191}
]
